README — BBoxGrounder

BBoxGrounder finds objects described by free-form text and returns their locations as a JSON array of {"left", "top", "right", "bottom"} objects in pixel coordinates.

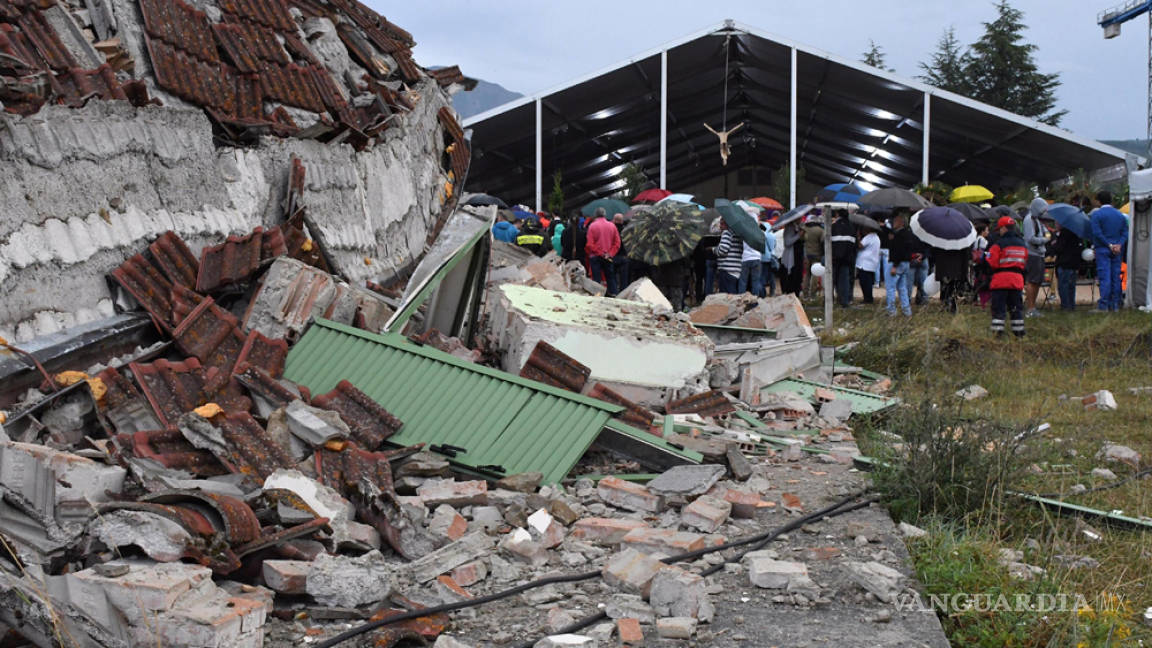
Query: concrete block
[
  {"left": 819, "top": 398, "right": 853, "bottom": 422},
  {"left": 284, "top": 400, "right": 350, "bottom": 446},
  {"left": 499, "top": 527, "right": 549, "bottom": 566},
  {"left": 306, "top": 550, "right": 394, "bottom": 607},
  {"left": 409, "top": 531, "right": 496, "bottom": 582},
  {"left": 681, "top": 495, "right": 731, "bottom": 533},
  {"left": 655, "top": 617, "right": 697, "bottom": 639},
  {"left": 617, "top": 277, "right": 673, "bottom": 312},
  {"left": 602, "top": 548, "right": 667, "bottom": 596},
  {"left": 428, "top": 504, "right": 468, "bottom": 542},
  {"left": 527, "top": 508, "right": 566, "bottom": 548},
  {"left": 417, "top": 480, "right": 489, "bottom": 507},
  {"left": 571, "top": 518, "right": 648, "bottom": 545},
  {"left": 645, "top": 465, "right": 725, "bottom": 498},
  {"left": 262, "top": 560, "right": 309, "bottom": 594},
  {"left": 748, "top": 558, "right": 818, "bottom": 595},
  {"left": 604, "top": 593, "right": 656, "bottom": 623},
  {"left": 597, "top": 477, "right": 664, "bottom": 513},
  {"left": 620, "top": 528, "right": 712, "bottom": 556},
  {"left": 648, "top": 566, "right": 714, "bottom": 622},
  {"left": 844, "top": 561, "right": 904, "bottom": 603},
  {"left": 725, "top": 445, "right": 754, "bottom": 481}
]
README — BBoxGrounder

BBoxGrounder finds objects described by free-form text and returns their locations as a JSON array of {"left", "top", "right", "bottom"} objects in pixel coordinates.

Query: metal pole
[
  {"left": 823, "top": 208, "right": 833, "bottom": 331},
  {"left": 660, "top": 50, "right": 668, "bottom": 188},
  {"left": 789, "top": 47, "right": 797, "bottom": 209},
  {"left": 535, "top": 98, "right": 542, "bottom": 213},
  {"left": 922, "top": 92, "right": 931, "bottom": 186}
]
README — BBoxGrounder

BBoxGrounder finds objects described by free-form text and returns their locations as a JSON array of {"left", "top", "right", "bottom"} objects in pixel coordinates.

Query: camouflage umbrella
[{"left": 622, "top": 201, "right": 710, "bottom": 266}]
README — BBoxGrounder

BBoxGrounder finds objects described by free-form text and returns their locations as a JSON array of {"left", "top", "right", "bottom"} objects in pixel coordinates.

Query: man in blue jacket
[
  {"left": 1090, "top": 190, "right": 1128, "bottom": 311},
  {"left": 492, "top": 212, "right": 519, "bottom": 243}
]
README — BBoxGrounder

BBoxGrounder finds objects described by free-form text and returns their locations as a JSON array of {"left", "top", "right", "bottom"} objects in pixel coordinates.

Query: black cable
[{"left": 317, "top": 490, "right": 874, "bottom": 648}]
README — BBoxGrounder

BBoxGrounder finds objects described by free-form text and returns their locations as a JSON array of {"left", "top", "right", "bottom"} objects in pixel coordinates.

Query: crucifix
[{"left": 704, "top": 121, "right": 744, "bottom": 166}]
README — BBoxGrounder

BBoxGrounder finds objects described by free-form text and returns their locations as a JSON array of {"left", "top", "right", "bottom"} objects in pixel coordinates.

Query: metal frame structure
[{"left": 465, "top": 20, "right": 1137, "bottom": 209}]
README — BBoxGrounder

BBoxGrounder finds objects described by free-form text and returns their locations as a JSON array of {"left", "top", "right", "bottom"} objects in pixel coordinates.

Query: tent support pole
[
  {"left": 660, "top": 50, "right": 668, "bottom": 189},
  {"left": 535, "top": 99, "right": 542, "bottom": 213},
  {"left": 921, "top": 92, "right": 931, "bottom": 187},
  {"left": 789, "top": 47, "right": 797, "bottom": 209}
]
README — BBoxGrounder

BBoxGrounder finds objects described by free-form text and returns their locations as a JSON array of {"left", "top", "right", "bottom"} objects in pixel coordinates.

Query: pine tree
[
  {"left": 861, "top": 40, "right": 894, "bottom": 72},
  {"left": 962, "top": 1, "right": 1065, "bottom": 125},
  {"left": 547, "top": 171, "right": 564, "bottom": 214},
  {"left": 918, "top": 27, "right": 968, "bottom": 94}
]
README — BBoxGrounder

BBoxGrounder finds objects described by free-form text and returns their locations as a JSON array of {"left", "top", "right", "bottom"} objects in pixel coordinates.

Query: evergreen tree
[
  {"left": 861, "top": 40, "right": 894, "bottom": 72},
  {"left": 962, "top": 1, "right": 1065, "bottom": 125},
  {"left": 547, "top": 171, "right": 564, "bottom": 214},
  {"left": 918, "top": 27, "right": 968, "bottom": 94}
]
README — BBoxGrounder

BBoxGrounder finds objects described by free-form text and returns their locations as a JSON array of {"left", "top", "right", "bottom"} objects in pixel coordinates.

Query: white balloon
[
  {"left": 811, "top": 262, "right": 826, "bottom": 277},
  {"left": 1082, "top": 248, "right": 1095, "bottom": 262},
  {"left": 923, "top": 273, "right": 940, "bottom": 296}
]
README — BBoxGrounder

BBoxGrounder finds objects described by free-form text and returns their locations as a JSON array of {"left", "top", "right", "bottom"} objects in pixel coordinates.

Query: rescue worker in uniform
[
  {"left": 829, "top": 209, "right": 857, "bottom": 307},
  {"left": 986, "top": 216, "right": 1027, "bottom": 338},
  {"left": 515, "top": 219, "right": 549, "bottom": 257}
]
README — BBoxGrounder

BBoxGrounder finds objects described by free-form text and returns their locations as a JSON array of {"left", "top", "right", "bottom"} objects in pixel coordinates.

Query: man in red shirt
[
  {"left": 586, "top": 208, "right": 622, "bottom": 295},
  {"left": 986, "top": 216, "right": 1028, "bottom": 338}
]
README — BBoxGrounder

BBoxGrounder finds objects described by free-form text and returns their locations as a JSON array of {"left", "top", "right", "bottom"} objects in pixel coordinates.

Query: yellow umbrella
[
  {"left": 950, "top": 185, "right": 995, "bottom": 204},
  {"left": 1121, "top": 202, "right": 1131, "bottom": 214}
]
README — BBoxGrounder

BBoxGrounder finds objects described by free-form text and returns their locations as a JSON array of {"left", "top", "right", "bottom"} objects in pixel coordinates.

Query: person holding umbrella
[
  {"left": 856, "top": 225, "right": 881, "bottom": 305},
  {"left": 987, "top": 216, "right": 1028, "bottom": 337},
  {"left": 884, "top": 211, "right": 915, "bottom": 317},
  {"left": 1047, "top": 218, "right": 1083, "bottom": 311},
  {"left": 830, "top": 209, "right": 857, "bottom": 307}
]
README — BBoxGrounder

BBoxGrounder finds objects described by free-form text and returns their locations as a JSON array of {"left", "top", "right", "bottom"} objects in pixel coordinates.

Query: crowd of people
[{"left": 490, "top": 190, "right": 1132, "bottom": 337}]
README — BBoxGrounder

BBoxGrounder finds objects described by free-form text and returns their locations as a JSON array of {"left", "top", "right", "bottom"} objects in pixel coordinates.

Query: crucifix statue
[{"left": 704, "top": 121, "right": 744, "bottom": 166}]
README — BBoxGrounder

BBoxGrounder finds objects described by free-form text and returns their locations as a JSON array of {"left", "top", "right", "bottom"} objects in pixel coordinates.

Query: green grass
[{"left": 818, "top": 303, "right": 1152, "bottom": 647}]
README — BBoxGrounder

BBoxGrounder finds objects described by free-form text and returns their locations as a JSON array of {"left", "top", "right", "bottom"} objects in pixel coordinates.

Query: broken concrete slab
[
  {"left": 417, "top": 480, "right": 489, "bottom": 507},
  {"left": 264, "top": 469, "right": 379, "bottom": 550},
  {"left": 645, "top": 464, "right": 725, "bottom": 498},
  {"left": 533, "top": 635, "right": 596, "bottom": 648},
  {"left": 602, "top": 548, "right": 668, "bottom": 596},
  {"left": 499, "top": 527, "right": 550, "bottom": 566},
  {"left": 428, "top": 504, "right": 469, "bottom": 543},
  {"left": 1096, "top": 443, "right": 1140, "bottom": 467},
  {"left": 284, "top": 400, "right": 350, "bottom": 446},
  {"left": 571, "top": 517, "right": 648, "bottom": 544},
  {"left": 409, "top": 531, "right": 496, "bottom": 582},
  {"left": 690, "top": 293, "right": 814, "bottom": 339},
  {"left": 747, "top": 557, "right": 818, "bottom": 596},
  {"left": 616, "top": 277, "right": 673, "bottom": 313},
  {"left": 488, "top": 284, "right": 713, "bottom": 405},
  {"left": 262, "top": 560, "right": 310, "bottom": 594},
  {"left": 648, "top": 566, "right": 715, "bottom": 622},
  {"left": 681, "top": 495, "right": 731, "bottom": 533},
  {"left": 0, "top": 439, "right": 126, "bottom": 521},
  {"left": 621, "top": 528, "right": 714, "bottom": 556},
  {"left": 604, "top": 593, "right": 657, "bottom": 623},
  {"left": 655, "top": 617, "right": 697, "bottom": 639},
  {"left": 819, "top": 398, "right": 853, "bottom": 422},
  {"left": 306, "top": 550, "right": 395, "bottom": 608},
  {"left": 90, "top": 509, "right": 193, "bottom": 563},
  {"left": 844, "top": 561, "right": 905, "bottom": 603}
]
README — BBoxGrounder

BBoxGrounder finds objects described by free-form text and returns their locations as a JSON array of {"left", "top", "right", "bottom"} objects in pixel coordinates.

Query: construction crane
[{"left": 1099, "top": 0, "right": 1152, "bottom": 154}]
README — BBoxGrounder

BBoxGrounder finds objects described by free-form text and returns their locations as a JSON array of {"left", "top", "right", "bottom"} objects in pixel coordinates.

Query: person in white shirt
[
  {"left": 855, "top": 230, "right": 881, "bottom": 304},
  {"left": 737, "top": 237, "right": 763, "bottom": 294}
]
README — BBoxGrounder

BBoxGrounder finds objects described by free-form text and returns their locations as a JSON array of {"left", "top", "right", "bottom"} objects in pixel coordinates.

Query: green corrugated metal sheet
[
  {"left": 760, "top": 378, "right": 898, "bottom": 414},
  {"left": 284, "top": 320, "right": 623, "bottom": 484}
]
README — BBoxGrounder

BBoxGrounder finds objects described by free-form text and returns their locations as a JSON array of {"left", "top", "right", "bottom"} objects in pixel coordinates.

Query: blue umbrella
[
  {"left": 512, "top": 209, "right": 538, "bottom": 222},
  {"left": 1048, "top": 203, "right": 1090, "bottom": 240},
  {"left": 815, "top": 183, "right": 865, "bottom": 204},
  {"left": 910, "top": 207, "right": 976, "bottom": 251}
]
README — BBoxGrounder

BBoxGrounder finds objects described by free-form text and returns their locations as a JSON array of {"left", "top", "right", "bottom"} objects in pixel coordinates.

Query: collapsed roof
[{"left": 463, "top": 20, "right": 1133, "bottom": 207}]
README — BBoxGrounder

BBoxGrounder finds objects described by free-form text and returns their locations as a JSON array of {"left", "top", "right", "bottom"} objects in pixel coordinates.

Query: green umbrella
[
  {"left": 715, "top": 199, "right": 765, "bottom": 252},
  {"left": 581, "top": 198, "right": 630, "bottom": 218},
  {"left": 622, "top": 201, "right": 709, "bottom": 266}
]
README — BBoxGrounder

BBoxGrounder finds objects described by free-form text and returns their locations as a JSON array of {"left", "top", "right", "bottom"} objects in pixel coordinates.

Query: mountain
[
  {"left": 1102, "top": 139, "right": 1150, "bottom": 156},
  {"left": 451, "top": 78, "right": 523, "bottom": 120}
]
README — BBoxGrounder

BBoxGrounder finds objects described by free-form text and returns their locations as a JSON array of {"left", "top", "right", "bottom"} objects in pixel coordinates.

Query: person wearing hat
[
  {"left": 986, "top": 216, "right": 1028, "bottom": 337},
  {"left": 515, "top": 218, "right": 549, "bottom": 257}
]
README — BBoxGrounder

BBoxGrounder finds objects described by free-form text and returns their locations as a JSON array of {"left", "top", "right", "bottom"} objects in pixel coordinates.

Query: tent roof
[{"left": 463, "top": 20, "right": 1134, "bottom": 206}]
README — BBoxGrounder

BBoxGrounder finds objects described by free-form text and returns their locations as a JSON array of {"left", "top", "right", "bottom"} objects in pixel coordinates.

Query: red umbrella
[
  {"left": 632, "top": 188, "right": 672, "bottom": 204},
  {"left": 749, "top": 196, "right": 783, "bottom": 210}
]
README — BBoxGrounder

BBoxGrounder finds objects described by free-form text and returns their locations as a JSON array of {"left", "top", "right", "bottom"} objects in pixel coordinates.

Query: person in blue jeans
[
  {"left": 884, "top": 212, "right": 914, "bottom": 316},
  {"left": 1047, "top": 220, "right": 1082, "bottom": 311},
  {"left": 1089, "top": 190, "right": 1128, "bottom": 311}
]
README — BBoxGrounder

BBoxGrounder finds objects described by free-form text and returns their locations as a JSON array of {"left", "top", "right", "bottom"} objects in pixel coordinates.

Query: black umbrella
[
  {"left": 715, "top": 199, "right": 765, "bottom": 252},
  {"left": 989, "top": 205, "right": 1017, "bottom": 220},
  {"left": 910, "top": 207, "right": 977, "bottom": 250},
  {"left": 859, "top": 187, "right": 932, "bottom": 211},
  {"left": 771, "top": 205, "right": 816, "bottom": 231},
  {"left": 849, "top": 212, "right": 882, "bottom": 231},
  {"left": 946, "top": 202, "right": 991, "bottom": 223},
  {"left": 465, "top": 193, "right": 508, "bottom": 209}
]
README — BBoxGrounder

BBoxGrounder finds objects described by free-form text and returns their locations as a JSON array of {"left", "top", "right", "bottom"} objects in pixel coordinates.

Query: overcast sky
[{"left": 373, "top": 0, "right": 1146, "bottom": 141}]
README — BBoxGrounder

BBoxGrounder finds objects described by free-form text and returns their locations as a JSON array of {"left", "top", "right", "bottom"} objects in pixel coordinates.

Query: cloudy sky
[{"left": 374, "top": 0, "right": 1146, "bottom": 141}]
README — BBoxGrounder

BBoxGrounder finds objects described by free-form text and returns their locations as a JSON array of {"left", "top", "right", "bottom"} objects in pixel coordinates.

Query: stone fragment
[
  {"left": 496, "top": 472, "right": 544, "bottom": 493},
  {"left": 645, "top": 465, "right": 725, "bottom": 498},
  {"left": 408, "top": 531, "right": 496, "bottom": 582},
  {"left": 547, "top": 607, "right": 576, "bottom": 633},
  {"left": 617, "top": 617, "right": 644, "bottom": 645},
  {"left": 648, "top": 567, "right": 714, "bottom": 622},
  {"left": 499, "top": 527, "right": 549, "bottom": 566},
  {"left": 844, "top": 561, "right": 904, "bottom": 603},
  {"left": 306, "top": 550, "right": 394, "bottom": 607},
  {"left": 262, "top": 560, "right": 309, "bottom": 594},
  {"left": 597, "top": 477, "right": 664, "bottom": 513},
  {"left": 1097, "top": 443, "right": 1140, "bottom": 467},
  {"left": 548, "top": 499, "right": 580, "bottom": 526},
  {"left": 1091, "top": 467, "right": 1118, "bottom": 481},
  {"left": 527, "top": 508, "right": 566, "bottom": 548},
  {"left": 604, "top": 594, "right": 656, "bottom": 623},
  {"left": 898, "top": 522, "right": 928, "bottom": 538},
  {"left": 433, "top": 636, "right": 475, "bottom": 648},
  {"left": 725, "top": 445, "right": 753, "bottom": 481},
  {"left": 681, "top": 495, "right": 731, "bottom": 533},
  {"left": 533, "top": 635, "right": 595, "bottom": 648},
  {"left": 428, "top": 504, "right": 468, "bottom": 542},
  {"left": 396, "top": 451, "right": 453, "bottom": 478},
  {"left": 570, "top": 517, "right": 647, "bottom": 544},
  {"left": 955, "top": 384, "right": 988, "bottom": 400},
  {"left": 621, "top": 528, "right": 711, "bottom": 556},
  {"left": 602, "top": 548, "right": 667, "bottom": 595},
  {"left": 417, "top": 480, "right": 489, "bottom": 507},
  {"left": 469, "top": 505, "right": 505, "bottom": 534},
  {"left": 655, "top": 617, "right": 697, "bottom": 639},
  {"left": 284, "top": 399, "right": 349, "bottom": 446},
  {"left": 450, "top": 560, "right": 488, "bottom": 587}
]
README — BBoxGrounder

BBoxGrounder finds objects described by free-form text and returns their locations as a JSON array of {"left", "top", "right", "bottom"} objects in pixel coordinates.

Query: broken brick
[
  {"left": 570, "top": 518, "right": 648, "bottom": 545},
  {"left": 597, "top": 477, "right": 663, "bottom": 513}
]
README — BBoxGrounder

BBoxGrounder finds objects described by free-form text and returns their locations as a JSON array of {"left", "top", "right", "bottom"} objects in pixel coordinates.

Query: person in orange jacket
[{"left": 986, "top": 216, "right": 1028, "bottom": 338}]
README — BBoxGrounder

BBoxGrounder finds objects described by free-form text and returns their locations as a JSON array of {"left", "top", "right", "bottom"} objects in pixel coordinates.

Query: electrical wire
[{"left": 314, "top": 489, "right": 874, "bottom": 648}]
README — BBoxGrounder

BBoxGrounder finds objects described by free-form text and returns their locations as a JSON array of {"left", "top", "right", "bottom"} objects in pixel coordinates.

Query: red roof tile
[
  {"left": 438, "top": 106, "right": 469, "bottom": 181},
  {"left": 234, "top": 330, "right": 288, "bottom": 378},
  {"left": 96, "top": 367, "right": 140, "bottom": 412},
  {"left": 122, "top": 428, "right": 225, "bottom": 474},
  {"left": 196, "top": 228, "right": 265, "bottom": 292},
  {"left": 588, "top": 382, "right": 660, "bottom": 432},
  {"left": 150, "top": 230, "right": 199, "bottom": 290},
  {"left": 310, "top": 380, "right": 402, "bottom": 450},
  {"left": 130, "top": 357, "right": 209, "bottom": 428},
  {"left": 172, "top": 297, "right": 247, "bottom": 392},
  {"left": 147, "top": 37, "right": 237, "bottom": 114},
  {"left": 519, "top": 340, "right": 590, "bottom": 393},
  {"left": 212, "top": 20, "right": 290, "bottom": 74},
  {"left": 170, "top": 283, "right": 206, "bottom": 328},
  {"left": 260, "top": 62, "right": 324, "bottom": 113},
  {"left": 233, "top": 364, "right": 298, "bottom": 410},
  {"left": 16, "top": 8, "right": 76, "bottom": 71},
  {"left": 666, "top": 390, "right": 736, "bottom": 416},
  {"left": 111, "top": 253, "right": 176, "bottom": 328},
  {"left": 198, "top": 411, "right": 295, "bottom": 480},
  {"left": 218, "top": 0, "right": 294, "bottom": 32},
  {"left": 138, "top": 0, "right": 218, "bottom": 64}
]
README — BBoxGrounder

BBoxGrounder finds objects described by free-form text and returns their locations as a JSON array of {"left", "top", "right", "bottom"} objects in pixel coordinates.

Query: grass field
[{"left": 817, "top": 303, "right": 1152, "bottom": 647}]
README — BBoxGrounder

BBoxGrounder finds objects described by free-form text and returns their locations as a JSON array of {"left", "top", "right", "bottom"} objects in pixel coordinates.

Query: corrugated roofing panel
[
  {"left": 218, "top": 0, "right": 295, "bottom": 32},
  {"left": 150, "top": 231, "right": 199, "bottom": 290},
  {"left": 760, "top": 378, "right": 897, "bottom": 414},
  {"left": 284, "top": 320, "right": 623, "bottom": 483},
  {"left": 138, "top": 0, "right": 218, "bottom": 64}
]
